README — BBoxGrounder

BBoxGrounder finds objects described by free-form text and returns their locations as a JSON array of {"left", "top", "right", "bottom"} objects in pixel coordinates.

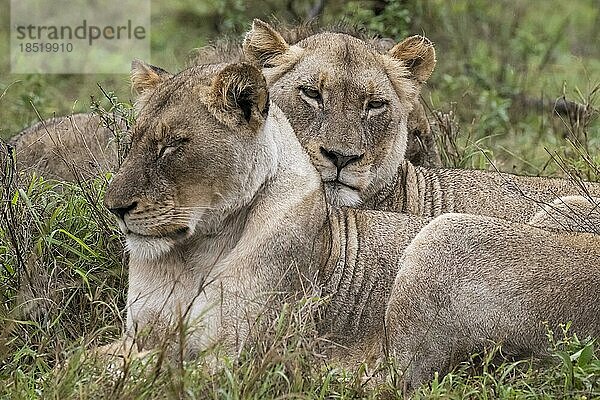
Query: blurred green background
[{"left": 1, "top": 0, "right": 598, "bottom": 175}]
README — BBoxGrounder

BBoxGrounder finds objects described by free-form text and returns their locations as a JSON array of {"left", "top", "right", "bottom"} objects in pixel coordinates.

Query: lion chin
[
  {"left": 125, "top": 234, "right": 176, "bottom": 260},
  {"left": 324, "top": 182, "right": 362, "bottom": 208}
]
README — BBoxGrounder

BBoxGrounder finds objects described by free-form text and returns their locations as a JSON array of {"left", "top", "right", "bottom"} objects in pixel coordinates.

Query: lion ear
[
  {"left": 208, "top": 63, "right": 269, "bottom": 129},
  {"left": 130, "top": 59, "right": 172, "bottom": 95},
  {"left": 243, "top": 19, "right": 289, "bottom": 68},
  {"left": 388, "top": 35, "right": 436, "bottom": 83}
]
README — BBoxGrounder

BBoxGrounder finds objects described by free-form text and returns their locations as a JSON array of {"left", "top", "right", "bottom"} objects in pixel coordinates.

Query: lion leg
[
  {"left": 385, "top": 265, "right": 457, "bottom": 392},
  {"left": 387, "top": 330, "right": 454, "bottom": 393}
]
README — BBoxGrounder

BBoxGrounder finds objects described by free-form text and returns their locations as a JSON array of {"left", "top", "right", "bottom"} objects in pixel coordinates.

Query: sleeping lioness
[
  {"left": 102, "top": 60, "right": 429, "bottom": 361},
  {"left": 8, "top": 113, "right": 125, "bottom": 181}
]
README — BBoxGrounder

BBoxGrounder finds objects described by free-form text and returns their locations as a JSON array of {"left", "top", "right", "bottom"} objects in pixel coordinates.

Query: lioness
[
  {"left": 103, "top": 60, "right": 429, "bottom": 360},
  {"left": 244, "top": 20, "right": 600, "bottom": 220},
  {"left": 195, "top": 23, "right": 441, "bottom": 168},
  {"left": 385, "top": 212, "right": 600, "bottom": 390},
  {"left": 8, "top": 113, "right": 124, "bottom": 181},
  {"left": 103, "top": 61, "right": 599, "bottom": 391}
]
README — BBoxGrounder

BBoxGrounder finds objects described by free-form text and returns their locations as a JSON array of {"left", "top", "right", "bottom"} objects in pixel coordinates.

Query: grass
[
  {"left": 1, "top": 174, "right": 599, "bottom": 399},
  {"left": 1, "top": 0, "right": 599, "bottom": 398}
]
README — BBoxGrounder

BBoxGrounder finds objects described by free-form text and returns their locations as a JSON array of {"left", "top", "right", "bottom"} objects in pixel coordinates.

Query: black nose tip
[
  {"left": 108, "top": 202, "right": 137, "bottom": 220},
  {"left": 320, "top": 147, "right": 364, "bottom": 170}
]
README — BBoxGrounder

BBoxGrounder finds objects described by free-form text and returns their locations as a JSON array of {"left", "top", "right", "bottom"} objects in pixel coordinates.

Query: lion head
[
  {"left": 103, "top": 61, "right": 273, "bottom": 260},
  {"left": 243, "top": 20, "right": 436, "bottom": 207}
]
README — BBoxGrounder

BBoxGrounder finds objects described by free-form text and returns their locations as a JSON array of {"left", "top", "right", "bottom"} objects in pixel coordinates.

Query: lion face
[
  {"left": 244, "top": 20, "right": 436, "bottom": 207},
  {"left": 104, "top": 62, "right": 271, "bottom": 260}
]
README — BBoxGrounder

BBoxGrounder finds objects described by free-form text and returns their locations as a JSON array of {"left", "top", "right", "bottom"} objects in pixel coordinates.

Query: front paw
[{"left": 96, "top": 338, "right": 137, "bottom": 359}]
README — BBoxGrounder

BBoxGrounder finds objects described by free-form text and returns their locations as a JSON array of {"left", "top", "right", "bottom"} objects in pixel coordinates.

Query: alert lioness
[
  {"left": 244, "top": 20, "right": 600, "bottom": 220},
  {"left": 103, "top": 60, "right": 429, "bottom": 360},
  {"left": 195, "top": 23, "right": 441, "bottom": 168}
]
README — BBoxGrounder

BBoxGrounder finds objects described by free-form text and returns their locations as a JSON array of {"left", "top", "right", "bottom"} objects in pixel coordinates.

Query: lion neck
[{"left": 360, "top": 160, "right": 415, "bottom": 213}]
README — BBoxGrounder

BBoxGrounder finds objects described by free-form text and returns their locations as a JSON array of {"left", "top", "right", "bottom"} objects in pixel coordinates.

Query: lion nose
[
  {"left": 107, "top": 201, "right": 137, "bottom": 220},
  {"left": 320, "top": 147, "right": 364, "bottom": 170}
]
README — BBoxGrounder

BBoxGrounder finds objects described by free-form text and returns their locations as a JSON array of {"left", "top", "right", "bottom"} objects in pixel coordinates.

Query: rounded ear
[
  {"left": 388, "top": 36, "right": 436, "bottom": 83},
  {"left": 208, "top": 63, "right": 269, "bottom": 128},
  {"left": 243, "top": 19, "right": 289, "bottom": 68},
  {"left": 130, "top": 59, "right": 172, "bottom": 95}
]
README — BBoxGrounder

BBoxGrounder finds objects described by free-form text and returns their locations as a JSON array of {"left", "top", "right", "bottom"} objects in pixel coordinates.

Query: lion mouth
[
  {"left": 324, "top": 179, "right": 359, "bottom": 191},
  {"left": 128, "top": 226, "right": 191, "bottom": 241},
  {"left": 323, "top": 181, "right": 362, "bottom": 207}
]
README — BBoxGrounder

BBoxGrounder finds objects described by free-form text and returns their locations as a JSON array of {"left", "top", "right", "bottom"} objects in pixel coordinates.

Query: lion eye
[
  {"left": 300, "top": 86, "right": 322, "bottom": 101},
  {"left": 367, "top": 100, "right": 386, "bottom": 110},
  {"left": 159, "top": 145, "right": 176, "bottom": 158},
  {"left": 158, "top": 138, "right": 188, "bottom": 158}
]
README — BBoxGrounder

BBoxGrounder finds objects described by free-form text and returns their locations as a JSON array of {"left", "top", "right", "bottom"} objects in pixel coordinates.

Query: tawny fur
[
  {"left": 9, "top": 24, "right": 440, "bottom": 182},
  {"left": 103, "top": 62, "right": 600, "bottom": 391},
  {"left": 528, "top": 195, "right": 599, "bottom": 233},
  {"left": 385, "top": 213, "right": 600, "bottom": 390},
  {"left": 244, "top": 20, "right": 439, "bottom": 207},
  {"left": 363, "top": 161, "right": 600, "bottom": 223},
  {"left": 244, "top": 20, "right": 600, "bottom": 219},
  {"left": 193, "top": 22, "right": 440, "bottom": 168},
  {"left": 8, "top": 113, "right": 124, "bottom": 181}
]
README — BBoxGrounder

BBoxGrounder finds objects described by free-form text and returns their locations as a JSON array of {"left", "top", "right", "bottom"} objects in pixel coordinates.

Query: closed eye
[{"left": 158, "top": 138, "right": 189, "bottom": 158}]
